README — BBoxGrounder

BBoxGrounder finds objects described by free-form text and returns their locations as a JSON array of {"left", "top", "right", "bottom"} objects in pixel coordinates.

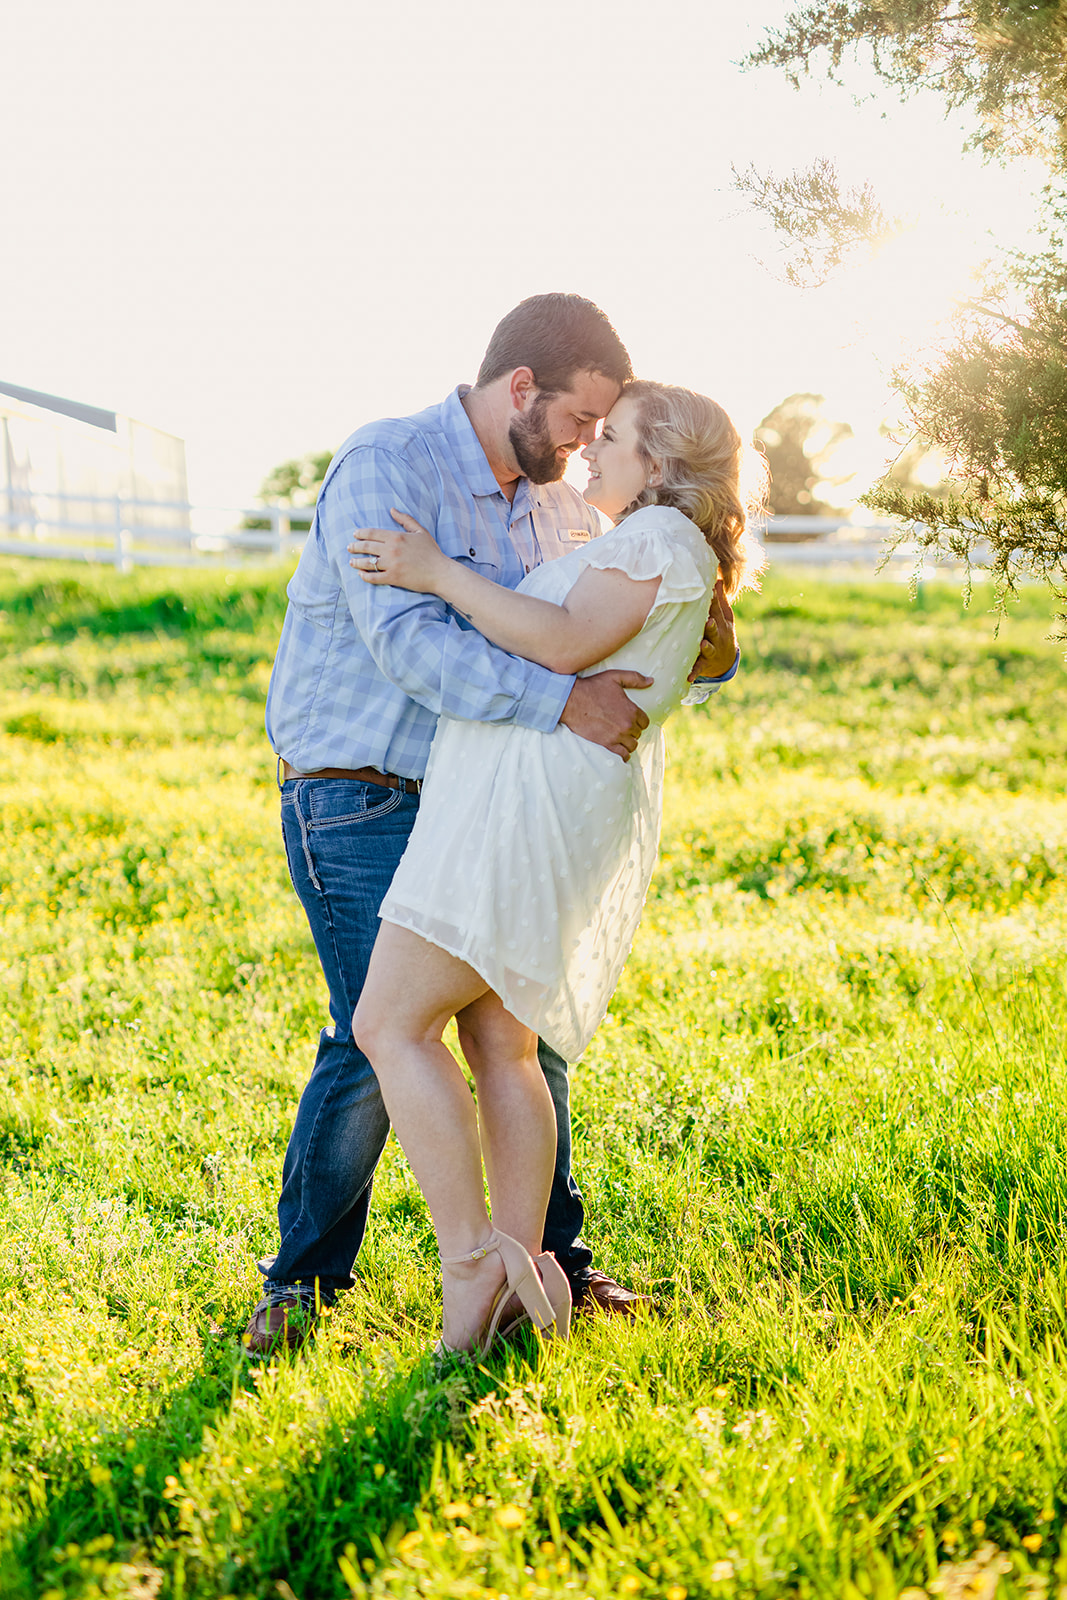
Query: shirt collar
[{"left": 441, "top": 385, "right": 514, "bottom": 500}]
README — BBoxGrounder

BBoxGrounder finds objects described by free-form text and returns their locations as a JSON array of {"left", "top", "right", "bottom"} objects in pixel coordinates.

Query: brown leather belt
[{"left": 281, "top": 760, "right": 422, "bottom": 794}]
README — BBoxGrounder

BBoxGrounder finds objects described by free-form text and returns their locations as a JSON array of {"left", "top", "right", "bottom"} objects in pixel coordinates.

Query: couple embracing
[{"left": 250, "top": 293, "right": 762, "bottom": 1359}]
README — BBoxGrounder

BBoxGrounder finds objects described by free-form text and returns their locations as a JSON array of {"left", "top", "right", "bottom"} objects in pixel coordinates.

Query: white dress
[{"left": 378, "top": 506, "right": 714, "bottom": 1060}]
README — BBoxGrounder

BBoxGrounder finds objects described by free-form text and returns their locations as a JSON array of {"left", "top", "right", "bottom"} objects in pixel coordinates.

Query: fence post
[{"left": 113, "top": 495, "right": 131, "bottom": 573}]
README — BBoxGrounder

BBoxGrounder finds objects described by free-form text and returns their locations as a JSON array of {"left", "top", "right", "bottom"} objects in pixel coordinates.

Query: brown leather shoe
[
  {"left": 241, "top": 1295, "right": 316, "bottom": 1356},
  {"left": 572, "top": 1270, "right": 655, "bottom": 1318}
]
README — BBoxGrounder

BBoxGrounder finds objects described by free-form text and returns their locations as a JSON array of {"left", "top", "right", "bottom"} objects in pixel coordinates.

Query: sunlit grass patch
[{"left": 0, "top": 560, "right": 1065, "bottom": 1597}]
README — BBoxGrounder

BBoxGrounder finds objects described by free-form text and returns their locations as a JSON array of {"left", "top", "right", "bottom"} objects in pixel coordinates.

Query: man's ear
[{"left": 508, "top": 367, "right": 537, "bottom": 412}]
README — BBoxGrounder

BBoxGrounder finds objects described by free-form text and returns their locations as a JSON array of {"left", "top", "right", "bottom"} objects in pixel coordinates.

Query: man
[{"left": 248, "top": 294, "right": 738, "bottom": 1354}]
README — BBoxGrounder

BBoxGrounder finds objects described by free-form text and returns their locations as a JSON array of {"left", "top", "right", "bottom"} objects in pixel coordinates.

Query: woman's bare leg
[
  {"left": 457, "top": 999, "right": 555, "bottom": 1256},
  {"left": 354, "top": 923, "right": 541, "bottom": 1349}
]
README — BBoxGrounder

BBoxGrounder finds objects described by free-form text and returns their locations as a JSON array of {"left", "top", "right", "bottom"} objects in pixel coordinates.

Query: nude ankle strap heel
[
  {"left": 438, "top": 1229, "right": 567, "bottom": 1357},
  {"left": 533, "top": 1251, "right": 572, "bottom": 1340},
  {"left": 498, "top": 1251, "right": 573, "bottom": 1342}
]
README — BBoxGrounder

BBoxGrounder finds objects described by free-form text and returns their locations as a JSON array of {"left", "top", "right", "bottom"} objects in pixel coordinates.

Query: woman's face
[{"left": 581, "top": 396, "right": 656, "bottom": 519}]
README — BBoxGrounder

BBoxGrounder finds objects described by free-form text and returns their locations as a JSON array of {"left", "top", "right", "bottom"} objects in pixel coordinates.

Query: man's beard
[{"left": 509, "top": 396, "right": 569, "bottom": 484}]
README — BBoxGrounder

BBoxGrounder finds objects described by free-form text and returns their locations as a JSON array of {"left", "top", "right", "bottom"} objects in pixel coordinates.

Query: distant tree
[
  {"left": 756, "top": 393, "right": 855, "bottom": 515},
  {"left": 738, "top": 1, "right": 1067, "bottom": 627},
  {"left": 243, "top": 449, "right": 335, "bottom": 533},
  {"left": 259, "top": 450, "right": 335, "bottom": 508}
]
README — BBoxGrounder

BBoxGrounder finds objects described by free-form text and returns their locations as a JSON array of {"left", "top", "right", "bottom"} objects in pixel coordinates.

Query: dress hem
[{"left": 378, "top": 904, "right": 586, "bottom": 1061}]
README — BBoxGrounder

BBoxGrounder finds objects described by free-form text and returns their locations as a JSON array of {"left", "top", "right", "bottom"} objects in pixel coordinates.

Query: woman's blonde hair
[{"left": 619, "top": 380, "right": 767, "bottom": 599}]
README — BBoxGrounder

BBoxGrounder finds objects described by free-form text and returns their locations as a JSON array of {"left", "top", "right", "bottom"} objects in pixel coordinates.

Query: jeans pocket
[
  {"left": 283, "top": 779, "right": 407, "bottom": 893},
  {"left": 306, "top": 780, "right": 404, "bottom": 829}
]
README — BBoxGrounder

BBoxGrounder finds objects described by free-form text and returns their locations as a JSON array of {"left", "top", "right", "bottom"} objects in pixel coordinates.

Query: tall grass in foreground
[{"left": 0, "top": 559, "right": 1065, "bottom": 1599}]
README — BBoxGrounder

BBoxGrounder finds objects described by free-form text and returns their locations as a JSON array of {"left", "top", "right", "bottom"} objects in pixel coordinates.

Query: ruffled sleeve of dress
[{"left": 573, "top": 506, "right": 713, "bottom": 608}]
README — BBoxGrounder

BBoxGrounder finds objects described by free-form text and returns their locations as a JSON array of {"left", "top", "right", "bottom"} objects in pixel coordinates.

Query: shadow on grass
[
  {"left": 0, "top": 1337, "right": 249, "bottom": 1598},
  {"left": 0, "top": 1321, "right": 520, "bottom": 1600}
]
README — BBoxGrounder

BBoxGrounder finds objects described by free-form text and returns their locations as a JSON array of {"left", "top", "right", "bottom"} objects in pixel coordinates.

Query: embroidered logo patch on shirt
[{"left": 567, "top": 528, "right": 591, "bottom": 543}]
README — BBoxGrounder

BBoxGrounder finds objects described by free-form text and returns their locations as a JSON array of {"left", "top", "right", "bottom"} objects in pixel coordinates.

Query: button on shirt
[{"left": 266, "top": 387, "right": 602, "bottom": 780}]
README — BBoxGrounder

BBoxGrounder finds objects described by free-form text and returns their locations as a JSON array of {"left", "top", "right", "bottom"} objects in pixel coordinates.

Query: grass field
[{"left": 0, "top": 557, "right": 1065, "bottom": 1600}]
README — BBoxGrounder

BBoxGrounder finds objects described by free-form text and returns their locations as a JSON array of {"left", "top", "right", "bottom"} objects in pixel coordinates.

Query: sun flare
[{"left": 836, "top": 215, "right": 987, "bottom": 362}]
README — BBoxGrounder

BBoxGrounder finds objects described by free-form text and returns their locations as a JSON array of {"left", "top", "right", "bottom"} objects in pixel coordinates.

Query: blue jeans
[{"left": 262, "top": 777, "right": 592, "bottom": 1303}]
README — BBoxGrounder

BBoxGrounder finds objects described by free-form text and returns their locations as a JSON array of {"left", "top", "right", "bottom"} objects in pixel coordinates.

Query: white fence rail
[
  {"left": 0, "top": 489, "right": 314, "bottom": 571},
  {"left": 0, "top": 497, "right": 974, "bottom": 577},
  {"left": 761, "top": 516, "right": 987, "bottom": 574},
  {"left": 762, "top": 515, "right": 909, "bottom": 569}
]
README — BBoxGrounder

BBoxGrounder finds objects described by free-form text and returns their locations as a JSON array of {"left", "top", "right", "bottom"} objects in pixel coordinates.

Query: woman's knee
[
  {"left": 353, "top": 990, "right": 447, "bottom": 1067},
  {"left": 352, "top": 993, "right": 391, "bottom": 1064},
  {"left": 457, "top": 995, "right": 536, "bottom": 1066},
  {"left": 456, "top": 1022, "right": 484, "bottom": 1075},
  {"left": 464, "top": 1029, "right": 540, "bottom": 1088}
]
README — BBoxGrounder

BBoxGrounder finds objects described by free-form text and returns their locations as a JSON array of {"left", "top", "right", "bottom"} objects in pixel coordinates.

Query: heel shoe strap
[{"left": 439, "top": 1238, "right": 499, "bottom": 1267}]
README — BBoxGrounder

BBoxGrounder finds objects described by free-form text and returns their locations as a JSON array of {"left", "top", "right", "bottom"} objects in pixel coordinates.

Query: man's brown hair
[{"left": 476, "top": 293, "right": 632, "bottom": 395}]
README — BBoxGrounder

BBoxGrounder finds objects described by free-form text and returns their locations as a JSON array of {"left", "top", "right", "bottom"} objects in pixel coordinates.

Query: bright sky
[{"left": 1, "top": 0, "right": 1044, "bottom": 509}]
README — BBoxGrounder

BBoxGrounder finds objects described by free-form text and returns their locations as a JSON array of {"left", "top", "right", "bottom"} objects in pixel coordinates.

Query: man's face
[{"left": 509, "top": 369, "right": 621, "bottom": 484}]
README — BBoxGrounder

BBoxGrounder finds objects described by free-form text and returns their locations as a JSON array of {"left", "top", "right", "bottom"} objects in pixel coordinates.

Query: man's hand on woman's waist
[{"left": 559, "top": 671, "right": 653, "bottom": 762}]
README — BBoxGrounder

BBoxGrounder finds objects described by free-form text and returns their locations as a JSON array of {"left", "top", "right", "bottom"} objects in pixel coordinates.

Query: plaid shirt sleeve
[{"left": 323, "top": 444, "right": 574, "bottom": 731}]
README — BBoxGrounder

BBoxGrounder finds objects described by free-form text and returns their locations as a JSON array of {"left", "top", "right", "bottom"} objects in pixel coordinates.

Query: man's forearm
[{"left": 356, "top": 588, "right": 577, "bottom": 734}]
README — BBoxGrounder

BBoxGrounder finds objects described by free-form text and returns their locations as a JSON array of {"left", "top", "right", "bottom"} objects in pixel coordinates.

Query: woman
[{"left": 349, "top": 381, "right": 764, "bottom": 1356}]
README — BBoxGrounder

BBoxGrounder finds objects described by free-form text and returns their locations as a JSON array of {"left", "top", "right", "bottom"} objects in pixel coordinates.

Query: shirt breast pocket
[{"left": 434, "top": 519, "right": 503, "bottom": 581}]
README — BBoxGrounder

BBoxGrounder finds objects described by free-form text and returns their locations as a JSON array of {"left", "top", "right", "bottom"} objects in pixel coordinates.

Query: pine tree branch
[{"left": 957, "top": 300, "right": 1067, "bottom": 354}]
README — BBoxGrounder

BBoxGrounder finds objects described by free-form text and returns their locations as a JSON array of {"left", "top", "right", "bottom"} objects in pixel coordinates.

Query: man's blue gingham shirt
[{"left": 266, "top": 387, "right": 603, "bottom": 780}]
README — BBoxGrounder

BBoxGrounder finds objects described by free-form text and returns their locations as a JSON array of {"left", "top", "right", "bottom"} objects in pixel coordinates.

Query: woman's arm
[{"left": 349, "top": 511, "right": 660, "bottom": 675}]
